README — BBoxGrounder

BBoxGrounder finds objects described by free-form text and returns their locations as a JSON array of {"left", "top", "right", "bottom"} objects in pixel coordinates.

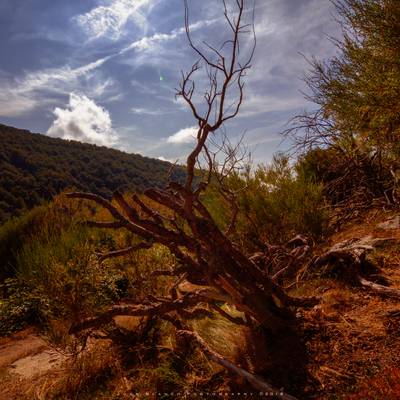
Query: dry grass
[
  {"left": 298, "top": 209, "right": 400, "bottom": 399},
  {"left": 114, "top": 316, "right": 143, "bottom": 332},
  {"left": 191, "top": 308, "right": 247, "bottom": 362},
  {"left": 328, "top": 208, "right": 400, "bottom": 245},
  {"left": 344, "top": 367, "right": 400, "bottom": 400},
  {"left": 37, "top": 341, "right": 120, "bottom": 400},
  {"left": 2, "top": 207, "right": 400, "bottom": 399}
]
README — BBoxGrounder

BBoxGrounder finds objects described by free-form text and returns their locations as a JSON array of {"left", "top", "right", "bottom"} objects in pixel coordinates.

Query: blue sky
[{"left": 0, "top": 0, "right": 340, "bottom": 163}]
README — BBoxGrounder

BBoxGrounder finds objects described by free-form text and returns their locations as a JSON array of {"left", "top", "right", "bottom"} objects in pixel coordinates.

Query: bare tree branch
[
  {"left": 178, "top": 0, "right": 256, "bottom": 192},
  {"left": 97, "top": 242, "right": 153, "bottom": 263},
  {"left": 177, "top": 330, "right": 299, "bottom": 400}
]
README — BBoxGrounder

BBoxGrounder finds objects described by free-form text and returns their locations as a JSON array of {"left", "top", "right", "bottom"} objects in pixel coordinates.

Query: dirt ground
[
  {"left": 0, "top": 328, "right": 67, "bottom": 399},
  {"left": 0, "top": 210, "right": 399, "bottom": 399},
  {"left": 299, "top": 210, "right": 400, "bottom": 399}
]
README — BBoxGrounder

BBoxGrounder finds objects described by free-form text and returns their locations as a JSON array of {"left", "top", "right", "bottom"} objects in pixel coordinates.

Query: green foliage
[
  {"left": 297, "top": 145, "right": 397, "bottom": 206},
  {"left": 0, "top": 205, "right": 49, "bottom": 280},
  {"left": 236, "top": 154, "right": 328, "bottom": 245},
  {"left": 0, "top": 222, "right": 127, "bottom": 336},
  {"left": 285, "top": 0, "right": 400, "bottom": 207},
  {"left": 0, "top": 191, "right": 178, "bottom": 336},
  {"left": 125, "top": 244, "right": 177, "bottom": 300},
  {"left": 0, "top": 123, "right": 185, "bottom": 224},
  {"left": 0, "top": 278, "right": 52, "bottom": 335},
  {"left": 204, "top": 154, "right": 328, "bottom": 248},
  {"left": 201, "top": 182, "right": 232, "bottom": 231},
  {"left": 0, "top": 199, "right": 79, "bottom": 280},
  {"left": 305, "top": 0, "right": 400, "bottom": 154}
]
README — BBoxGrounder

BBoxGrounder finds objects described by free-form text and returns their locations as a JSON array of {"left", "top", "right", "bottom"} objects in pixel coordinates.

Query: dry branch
[
  {"left": 69, "top": 291, "right": 211, "bottom": 334},
  {"left": 97, "top": 242, "right": 153, "bottom": 263},
  {"left": 179, "top": 0, "right": 255, "bottom": 192},
  {"left": 177, "top": 330, "right": 299, "bottom": 400},
  {"left": 358, "top": 276, "right": 400, "bottom": 300}
]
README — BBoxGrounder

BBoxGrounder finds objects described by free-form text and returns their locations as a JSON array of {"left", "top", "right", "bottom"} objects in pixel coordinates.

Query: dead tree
[{"left": 67, "top": 0, "right": 315, "bottom": 394}]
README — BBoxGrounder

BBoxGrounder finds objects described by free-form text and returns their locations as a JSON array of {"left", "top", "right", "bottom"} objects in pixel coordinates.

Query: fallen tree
[{"left": 67, "top": 0, "right": 315, "bottom": 395}]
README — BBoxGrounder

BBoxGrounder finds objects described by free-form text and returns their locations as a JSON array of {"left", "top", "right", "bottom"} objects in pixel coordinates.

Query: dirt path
[{"left": 0, "top": 328, "right": 67, "bottom": 400}]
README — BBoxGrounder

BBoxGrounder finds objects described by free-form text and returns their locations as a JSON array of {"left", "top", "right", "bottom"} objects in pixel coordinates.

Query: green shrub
[
  {"left": 0, "top": 278, "right": 52, "bottom": 335},
  {"left": 0, "top": 205, "right": 50, "bottom": 280},
  {"left": 0, "top": 197, "right": 78, "bottom": 281},
  {"left": 205, "top": 153, "right": 328, "bottom": 248},
  {"left": 0, "top": 223, "right": 128, "bottom": 336}
]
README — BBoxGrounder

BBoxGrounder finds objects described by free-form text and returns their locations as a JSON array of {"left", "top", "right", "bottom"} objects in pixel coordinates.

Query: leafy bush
[
  {"left": 0, "top": 205, "right": 51, "bottom": 280},
  {"left": 297, "top": 147, "right": 399, "bottom": 207},
  {"left": 0, "top": 194, "right": 83, "bottom": 281},
  {"left": 286, "top": 0, "right": 400, "bottom": 207},
  {"left": 0, "top": 278, "right": 52, "bottom": 335},
  {"left": 208, "top": 153, "right": 328, "bottom": 248},
  {"left": 0, "top": 221, "right": 128, "bottom": 336}
]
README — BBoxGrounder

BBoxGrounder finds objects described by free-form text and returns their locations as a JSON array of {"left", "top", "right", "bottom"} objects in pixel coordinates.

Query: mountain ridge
[{"left": 0, "top": 123, "right": 184, "bottom": 224}]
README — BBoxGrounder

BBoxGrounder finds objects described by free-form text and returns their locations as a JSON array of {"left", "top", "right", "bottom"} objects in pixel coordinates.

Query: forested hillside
[{"left": 0, "top": 124, "right": 184, "bottom": 223}]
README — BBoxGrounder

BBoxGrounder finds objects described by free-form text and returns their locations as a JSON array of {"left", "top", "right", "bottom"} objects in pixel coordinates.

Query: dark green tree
[{"left": 286, "top": 0, "right": 400, "bottom": 205}]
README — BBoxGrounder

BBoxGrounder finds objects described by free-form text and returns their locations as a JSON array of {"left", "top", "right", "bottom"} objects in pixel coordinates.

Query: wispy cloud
[
  {"left": 122, "top": 18, "right": 217, "bottom": 52},
  {"left": 0, "top": 13, "right": 218, "bottom": 118},
  {"left": 234, "top": 0, "right": 338, "bottom": 121},
  {"left": 166, "top": 126, "right": 197, "bottom": 144},
  {"left": 0, "top": 0, "right": 340, "bottom": 164},
  {"left": 75, "top": 0, "right": 160, "bottom": 41},
  {"left": 131, "top": 107, "right": 167, "bottom": 116},
  {"left": 0, "top": 56, "right": 112, "bottom": 117},
  {"left": 124, "top": 31, "right": 179, "bottom": 52},
  {"left": 117, "top": 18, "right": 219, "bottom": 70},
  {"left": 47, "top": 92, "right": 118, "bottom": 146}
]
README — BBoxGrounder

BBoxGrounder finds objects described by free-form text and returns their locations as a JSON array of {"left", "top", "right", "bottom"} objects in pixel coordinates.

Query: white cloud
[
  {"left": 75, "top": 0, "right": 159, "bottom": 41},
  {"left": 233, "top": 0, "right": 339, "bottom": 120},
  {"left": 166, "top": 126, "right": 197, "bottom": 144},
  {"left": 0, "top": 13, "right": 219, "bottom": 118},
  {"left": 123, "top": 19, "right": 217, "bottom": 52},
  {"left": 0, "top": 56, "right": 112, "bottom": 117},
  {"left": 158, "top": 155, "right": 182, "bottom": 163},
  {"left": 125, "top": 31, "right": 178, "bottom": 52},
  {"left": 131, "top": 106, "right": 166, "bottom": 115},
  {"left": 87, "top": 77, "right": 115, "bottom": 98},
  {"left": 47, "top": 93, "right": 118, "bottom": 146}
]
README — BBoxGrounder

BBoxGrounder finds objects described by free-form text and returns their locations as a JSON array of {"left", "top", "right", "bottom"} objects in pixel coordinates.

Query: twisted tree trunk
[
  {"left": 65, "top": 2, "right": 316, "bottom": 396},
  {"left": 68, "top": 184, "right": 316, "bottom": 335}
]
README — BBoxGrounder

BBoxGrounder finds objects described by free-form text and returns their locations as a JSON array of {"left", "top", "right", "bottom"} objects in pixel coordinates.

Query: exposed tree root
[
  {"left": 311, "top": 236, "right": 400, "bottom": 299},
  {"left": 250, "top": 235, "right": 311, "bottom": 284},
  {"left": 64, "top": 2, "right": 319, "bottom": 395},
  {"left": 358, "top": 276, "right": 400, "bottom": 300}
]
